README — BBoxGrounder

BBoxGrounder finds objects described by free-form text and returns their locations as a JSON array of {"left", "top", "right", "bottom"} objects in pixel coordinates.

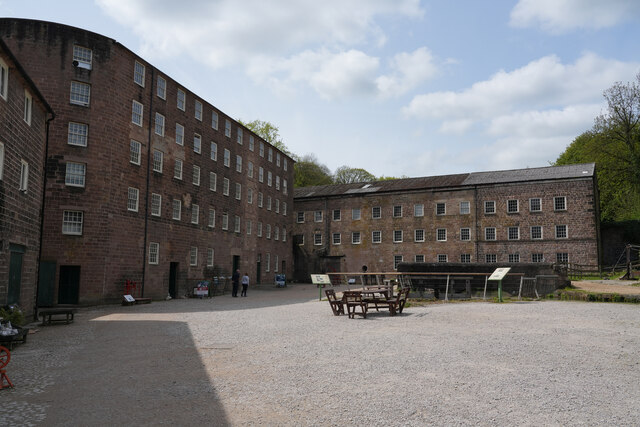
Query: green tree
[
  {"left": 333, "top": 166, "right": 376, "bottom": 184},
  {"left": 239, "top": 119, "right": 292, "bottom": 156},
  {"left": 294, "top": 154, "right": 333, "bottom": 187}
]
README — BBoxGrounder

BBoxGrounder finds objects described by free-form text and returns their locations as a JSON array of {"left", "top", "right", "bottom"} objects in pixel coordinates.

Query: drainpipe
[
  {"left": 474, "top": 185, "right": 479, "bottom": 262},
  {"left": 140, "top": 67, "right": 155, "bottom": 297}
]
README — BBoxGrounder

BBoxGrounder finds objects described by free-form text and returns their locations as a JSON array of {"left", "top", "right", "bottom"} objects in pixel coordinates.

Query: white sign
[
  {"left": 123, "top": 294, "right": 135, "bottom": 302},
  {"left": 310, "top": 274, "right": 331, "bottom": 285},
  {"left": 488, "top": 267, "right": 511, "bottom": 281}
]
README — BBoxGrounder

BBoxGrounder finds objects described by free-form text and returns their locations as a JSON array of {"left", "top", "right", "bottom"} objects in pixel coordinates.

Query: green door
[
  {"left": 38, "top": 261, "right": 56, "bottom": 306},
  {"left": 8, "top": 250, "right": 24, "bottom": 305}
]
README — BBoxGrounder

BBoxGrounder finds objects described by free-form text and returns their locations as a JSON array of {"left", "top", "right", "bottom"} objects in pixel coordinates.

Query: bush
[{"left": 0, "top": 305, "right": 25, "bottom": 327}]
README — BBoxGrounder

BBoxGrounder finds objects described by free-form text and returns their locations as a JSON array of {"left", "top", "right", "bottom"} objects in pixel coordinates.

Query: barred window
[
  {"left": 460, "top": 254, "right": 471, "bottom": 263},
  {"left": 485, "top": 227, "right": 496, "bottom": 241},
  {"left": 415, "top": 255, "right": 425, "bottom": 263},
  {"left": 554, "top": 196, "right": 566, "bottom": 211},
  {"left": 555, "top": 225, "right": 568, "bottom": 239},
  {"left": 508, "top": 226, "right": 519, "bottom": 240},
  {"left": 333, "top": 209, "right": 341, "bottom": 221},
  {"left": 507, "top": 199, "right": 519, "bottom": 213},
  {"left": 394, "top": 230, "right": 403, "bottom": 243},
  {"left": 436, "top": 203, "right": 446, "bottom": 216},
  {"left": 532, "top": 253, "right": 544, "bottom": 262},
  {"left": 372, "top": 206, "right": 381, "bottom": 219},
  {"left": 393, "top": 205, "right": 402, "bottom": 217},
  {"left": 460, "top": 228, "right": 470, "bottom": 241},
  {"left": 531, "top": 226, "right": 542, "bottom": 240},
  {"left": 314, "top": 233, "right": 322, "bottom": 245},
  {"left": 372, "top": 231, "right": 381, "bottom": 243},
  {"left": 486, "top": 254, "right": 497, "bottom": 263},
  {"left": 437, "top": 228, "right": 447, "bottom": 241},
  {"left": 509, "top": 253, "right": 520, "bottom": 263},
  {"left": 414, "top": 229, "right": 425, "bottom": 242},
  {"left": 556, "top": 253, "right": 569, "bottom": 264},
  {"left": 484, "top": 201, "right": 495, "bottom": 214},
  {"left": 333, "top": 233, "right": 341, "bottom": 245},
  {"left": 437, "top": 254, "right": 448, "bottom": 263},
  {"left": 352, "top": 232, "right": 361, "bottom": 244},
  {"left": 529, "top": 198, "right": 541, "bottom": 212}
]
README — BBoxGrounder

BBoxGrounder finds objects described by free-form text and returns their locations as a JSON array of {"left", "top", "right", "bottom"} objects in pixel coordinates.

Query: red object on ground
[{"left": 0, "top": 345, "right": 14, "bottom": 389}]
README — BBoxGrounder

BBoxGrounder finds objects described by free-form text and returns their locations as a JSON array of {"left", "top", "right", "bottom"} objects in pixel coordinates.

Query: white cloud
[
  {"left": 376, "top": 47, "right": 437, "bottom": 98},
  {"left": 510, "top": 0, "right": 640, "bottom": 33}
]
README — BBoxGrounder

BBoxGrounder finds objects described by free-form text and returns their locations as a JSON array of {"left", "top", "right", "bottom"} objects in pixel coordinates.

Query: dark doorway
[
  {"left": 232, "top": 255, "right": 240, "bottom": 275},
  {"left": 256, "top": 254, "right": 261, "bottom": 284},
  {"left": 58, "top": 265, "right": 80, "bottom": 304},
  {"left": 38, "top": 261, "right": 56, "bottom": 306},
  {"left": 8, "top": 244, "right": 25, "bottom": 305},
  {"left": 169, "top": 262, "right": 179, "bottom": 298}
]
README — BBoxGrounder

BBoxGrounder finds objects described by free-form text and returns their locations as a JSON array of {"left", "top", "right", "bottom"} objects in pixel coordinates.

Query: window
[
  {"left": 394, "top": 255, "right": 403, "bottom": 270},
  {"left": 236, "top": 155, "right": 242, "bottom": 173},
  {"left": 172, "top": 199, "right": 181, "bottom": 220},
  {"left": 19, "top": 160, "right": 28, "bottom": 192},
  {"left": 555, "top": 225, "right": 568, "bottom": 239},
  {"left": 314, "top": 211, "right": 323, "bottom": 222},
  {"left": 149, "top": 243, "right": 159, "bottom": 264},
  {"left": 210, "top": 142, "right": 217, "bottom": 160},
  {"left": 352, "top": 208, "right": 361, "bottom": 220},
  {"left": 222, "top": 213, "right": 229, "bottom": 230},
  {"left": 207, "top": 248, "right": 214, "bottom": 267},
  {"left": 266, "top": 253, "right": 270, "bottom": 272},
  {"left": 258, "top": 192, "right": 263, "bottom": 207},
  {"left": 485, "top": 227, "right": 496, "bottom": 241},
  {"left": 266, "top": 224, "right": 271, "bottom": 239},
  {"left": 225, "top": 120, "right": 231, "bottom": 138},
  {"left": 235, "top": 183, "right": 241, "bottom": 200},
  {"left": 127, "top": 187, "right": 139, "bottom": 211},
  {"left": 437, "top": 254, "right": 448, "bottom": 263},
  {"left": 237, "top": 128, "right": 243, "bottom": 145},
  {"left": 532, "top": 253, "right": 544, "bottom": 263},
  {"left": 507, "top": 199, "right": 519, "bottom": 213},
  {"left": 131, "top": 100, "right": 143, "bottom": 125},
  {"left": 73, "top": 45, "right": 92, "bottom": 69},
  {"left": 224, "top": 149, "right": 230, "bottom": 167},
  {"left": 193, "top": 165, "right": 200, "bottom": 186},
  {"left": 394, "top": 230, "right": 403, "bottom": 243},
  {"left": 436, "top": 228, "right": 447, "bottom": 241},
  {"left": 208, "top": 209, "right": 215, "bottom": 228},
  {"left": 283, "top": 202, "right": 287, "bottom": 216},
  {"left": 246, "top": 220, "right": 252, "bottom": 235},
  {"left": 258, "top": 167, "right": 264, "bottom": 182},
  {"left": 531, "top": 226, "right": 543, "bottom": 240},
  {"left": 372, "top": 231, "right": 381, "bottom": 243},
  {"left": 134, "top": 61, "right": 145, "bottom": 86},
  {"left": 157, "top": 76, "right": 166, "bottom": 99},
  {"left": 436, "top": 203, "right": 446, "bottom": 216},
  {"left": 65, "top": 162, "right": 86, "bottom": 187},
  {"left": 414, "top": 229, "right": 425, "bottom": 242},
  {"left": 372, "top": 206, "right": 381, "bottom": 219},
  {"left": 275, "top": 176, "right": 280, "bottom": 190},
  {"left": 174, "top": 159, "right": 183, "bottom": 180},
  {"left": 151, "top": 193, "right": 161, "bottom": 216},
  {"left": 284, "top": 159, "right": 288, "bottom": 171},
  {"left": 460, "top": 201, "right": 470, "bottom": 215},
  {"left": 257, "top": 222, "right": 263, "bottom": 237},
  {"left": 529, "top": 198, "right": 541, "bottom": 212},
  {"left": 266, "top": 196, "right": 272, "bottom": 211},
  {"left": 0, "top": 58, "right": 7, "bottom": 100},
  {"left": 460, "top": 228, "right": 470, "bottom": 241},
  {"left": 414, "top": 204, "right": 424, "bottom": 217},
  {"left": 332, "top": 209, "right": 341, "bottom": 221},
  {"left": 209, "top": 172, "right": 217, "bottom": 191},
  {"left": 68, "top": 122, "right": 88, "bottom": 146},
  {"left": 554, "top": 196, "right": 566, "bottom": 211},
  {"left": 268, "top": 148, "right": 273, "bottom": 162},
  {"left": 62, "top": 210, "right": 83, "bottom": 235},
  {"left": 268, "top": 171, "right": 272, "bottom": 186},
  {"left": 23, "top": 90, "right": 32, "bottom": 125},
  {"left": 275, "top": 226, "right": 280, "bottom": 241},
  {"left": 195, "top": 100, "right": 203, "bottom": 121},
  {"left": 177, "top": 89, "right": 186, "bottom": 111},
  {"left": 259, "top": 142, "right": 265, "bottom": 157},
  {"left": 352, "top": 232, "right": 361, "bottom": 244},
  {"left": 190, "top": 247, "right": 198, "bottom": 266},
  {"left": 509, "top": 253, "right": 520, "bottom": 263},
  {"left": 283, "top": 179, "right": 288, "bottom": 195},
  {"left": 460, "top": 254, "right": 471, "bottom": 263},
  {"left": 556, "top": 253, "right": 569, "bottom": 264},
  {"left": 247, "top": 188, "right": 253, "bottom": 204},
  {"left": 282, "top": 227, "right": 287, "bottom": 242},
  {"left": 485, "top": 254, "right": 497, "bottom": 263},
  {"left": 508, "top": 226, "right": 519, "bottom": 240},
  {"left": 297, "top": 212, "right": 304, "bottom": 223},
  {"left": 175, "top": 123, "right": 184, "bottom": 145},
  {"left": 314, "top": 233, "right": 322, "bottom": 245},
  {"left": 484, "top": 201, "right": 495, "bottom": 214},
  {"left": 415, "top": 255, "right": 425, "bottom": 263},
  {"left": 70, "top": 81, "right": 90, "bottom": 106},
  {"left": 0, "top": 142, "right": 3, "bottom": 180},
  {"left": 193, "top": 134, "right": 201, "bottom": 154},
  {"left": 223, "top": 178, "right": 230, "bottom": 196},
  {"left": 333, "top": 233, "right": 341, "bottom": 245},
  {"left": 393, "top": 205, "right": 402, "bottom": 218},
  {"left": 249, "top": 135, "right": 254, "bottom": 151},
  {"left": 211, "top": 112, "right": 218, "bottom": 130},
  {"left": 248, "top": 161, "right": 254, "bottom": 178},
  {"left": 234, "top": 215, "right": 241, "bottom": 233},
  {"left": 152, "top": 150, "right": 163, "bottom": 173}
]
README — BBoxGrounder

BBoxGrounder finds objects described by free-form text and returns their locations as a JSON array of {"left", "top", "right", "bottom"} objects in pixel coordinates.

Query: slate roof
[{"left": 294, "top": 163, "right": 595, "bottom": 199}]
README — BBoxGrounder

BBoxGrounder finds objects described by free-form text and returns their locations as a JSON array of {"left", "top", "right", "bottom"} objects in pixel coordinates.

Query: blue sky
[{"left": 3, "top": 0, "right": 639, "bottom": 178}]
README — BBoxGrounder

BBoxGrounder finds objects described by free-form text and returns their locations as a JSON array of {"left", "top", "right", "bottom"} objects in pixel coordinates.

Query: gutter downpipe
[{"left": 141, "top": 67, "right": 155, "bottom": 298}]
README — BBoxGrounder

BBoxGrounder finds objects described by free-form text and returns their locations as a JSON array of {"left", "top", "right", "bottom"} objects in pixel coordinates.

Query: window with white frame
[
  {"left": 73, "top": 45, "right": 92, "bottom": 69},
  {"left": 257, "top": 222, "right": 263, "bottom": 237},
  {"left": 19, "top": 160, "right": 28, "bottom": 192},
  {"left": 235, "top": 183, "right": 241, "bottom": 200},
  {"left": 460, "top": 201, "right": 470, "bottom": 215},
  {"left": 246, "top": 220, "right": 252, "bottom": 235},
  {"left": 436, "top": 228, "right": 447, "bottom": 241},
  {"left": 529, "top": 198, "right": 541, "bottom": 212},
  {"left": 508, "top": 226, "right": 519, "bottom": 240},
  {"left": 208, "top": 208, "right": 215, "bottom": 228},
  {"left": 0, "top": 58, "right": 7, "bottom": 100},
  {"left": 333, "top": 209, "right": 341, "bottom": 221},
  {"left": 394, "top": 230, "right": 403, "bottom": 243},
  {"left": 268, "top": 148, "right": 273, "bottom": 162},
  {"left": 258, "top": 166, "right": 264, "bottom": 182},
  {"left": 177, "top": 89, "right": 186, "bottom": 110},
  {"left": 414, "top": 204, "right": 424, "bottom": 217},
  {"left": 210, "top": 142, "right": 217, "bottom": 161},
  {"left": 282, "top": 227, "right": 287, "bottom": 242},
  {"left": 274, "top": 255, "right": 279, "bottom": 271},
  {"left": 209, "top": 172, "right": 217, "bottom": 192},
  {"left": 222, "top": 213, "right": 229, "bottom": 230},
  {"left": 414, "top": 229, "right": 425, "bottom": 242},
  {"left": 224, "top": 149, "right": 230, "bottom": 167},
  {"left": 134, "top": 61, "right": 145, "bottom": 86},
  {"left": 249, "top": 135, "right": 254, "bottom": 151},
  {"left": 65, "top": 162, "right": 86, "bottom": 187},
  {"left": 68, "top": 122, "right": 88, "bottom": 146},
  {"left": 485, "top": 227, "right": 496, "bottom": 241},
  {"left": 195, "top": 100, "right": 203, "bottom": 121},
  {"left": 259, "top": 142, "right": 265, "bottom": 157},
  {"left": 225, "top": 120, "right": 231, "bottom": 138},
  {"left": 174, "top": 159, "right": 183, "bottom": 180},
  {"left": 438, "top": 254, "right": 448, "bottom": 263},
  {"left": 258, "top": 192, "right": 263, "bottom": 207},
  {"left": 237, "top": 128, "right": 243, "bottom": 145},
  {"left": 152, "top": 150, "right": 163, "bottom": 173},
  {"left": 207, "top": 248, "right": 214, "bottom": 267},
  {"left": 507, "top": 199, "right": 519, "bottom": 213},
  {"left": 190, "top": 246, "right": 198, "bottom": 266},
  {"left": 267, "top": 196, "right": 272, "bottom": 211},
  {"left": 157, "top": 76, "right": 166, "bottom": 99},
  {"left": 275, "top": 199, "right": 280, "bottom": 214},
  {"left": 393, "top": 205, "right": 402, "bottom": 218},
  {"left": 70, "top": 81, "right": 90, "bottom": 106},
  {"left": 436, "top": 202, "right": 446, "bottom": 216},
  {"left": 149, "top": 242, "right": 159, "bottom": 264},
  {"left": 314, "top": 233, "right": 322, "bottom": 245},
  {"left": 127, "top": 187, "right": 139, "bottom": 211},
  {"left": 192, "top": 165, "right": 200, "bottom": 186},
  {"left": 555, "top": 225, "right": 568, "bottom": 239},
  {"left": 236, "top": 155, "right": 242, "bottom": 173},
  {"left": 175, "top": 123, "right": 184, "bottom": 145},
  {"left": 314, "top": 211, "right": 323, "bottom": 222},
  {"left": 372, "top": 206, "right": 381, "bottom": 219},
  {"left": 394, "top": 255, "right": 403, "bottom": 269},
  {"left": 131, "top": 100, "right": 143, "bottom": 125},
  {"left": 415, "top": 254, "right": 425, "bottom": 263},
  {"left": 234, "top": 215, "right": 241, "bottom": 233},
  {"left": 247, "top": 188, "right": 253, "bottom": 204},
  {"left": 372, "top": 230, "right": 381, "bottom": 243},
  {"left": 0, "top": 142, "right": 4, "bottom": 180},
  {"left": 275, "top": 176, "right": 280, "bottom": 190},
  {"left": 283, "top": 179, "right": 288, "bottom": 195},
  {"left": 23, "top": 90, "right": 32, "bottom": 125},
  {"left": 284, "top": 158, "right": 288, "bottom": 171},
  {"left": 220, "top": 177, "right": 229, "bottom": 196},
  {"left": 267, "top": 171, "right": 272, "bottom": 187},
  {"left": 266, "top": 224, "right": 271, "bottom": 239},
  {"left": 460, "top": 254, "right": 471, "bottom": 263},
  {"left": 172, "top": 199, "right": 181, "bottom": 220},
  {"left": 193, "top": 134, "right": 201, "bottom": 154},
  {"left": 484, "top": 200, "right": 495, "bottom": 214},
  {"left": 151, "top": 193, "right": 161, "bottom": 216},
  {"left": 211, "top": 111, "right": 218, "bottom": 130},
  {"left": 509, "top": 253, "right": 520, "bottom": 263},
  {"left": 247, "top": 161, "right": 254, "bottom": 178},
  {"left": 332, "top": 233, "right": 341, "bottom": 245},
  {"left": 266, "top": 253, "right": 270, "bottom": 272},
  {"left": 283, "top": 202, "right": 287, "bottom": 216},
  {"left": 556, "top": 253, "right": 569, "bottom": 264},
  {"left": 554, "top": 196, "right": 566, "bottom": 211},
  {"left": 531, "top": 225, "right": 542, "bottom": 240},
  {"left": 62, "top": 210, "right": 83, "bottom": 235},
  {"left": 352, "top": 208, "right": 361, "bottom": 220},
  {"left": 460, "top": 228, "right": 470, "bottom": 241},
  {"left": 532, "top": 253, "right": 544, "bottom": 263},
  {"left": 485, "top": 254, "right": 497, "bottom": 263}
]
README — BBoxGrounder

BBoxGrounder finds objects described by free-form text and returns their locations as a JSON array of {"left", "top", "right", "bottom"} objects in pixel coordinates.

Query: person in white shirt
[{"left": 241, "top": 273, "right": 249, "bottom": 297}]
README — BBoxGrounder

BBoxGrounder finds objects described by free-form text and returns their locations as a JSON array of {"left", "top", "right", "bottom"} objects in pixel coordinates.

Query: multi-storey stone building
[
  {"left": 1, "top": 19, "right": 294, "bottom": 305},
  {"left": 293, "top": 164, "right": 600, "bottom": 280},
  {"left": 0, "top": 38, "right": 54, "bottom": 315}
]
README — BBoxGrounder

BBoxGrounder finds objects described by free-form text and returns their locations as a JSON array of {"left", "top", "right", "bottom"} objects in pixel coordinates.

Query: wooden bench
[
  {"left": 325, "top": 289, "right": 345, "bottom": 316},
  {"left": 343, "top": 291, "right": 368, "bottom": 319},
  {"left": 362, "top": 287, "right": 410, "bottom": 316},
  {"left": 39, "top": 308, "right": 77, "bottom": 325}
]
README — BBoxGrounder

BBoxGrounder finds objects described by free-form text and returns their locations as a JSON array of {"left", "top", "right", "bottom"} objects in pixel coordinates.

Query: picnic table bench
[{"left": 38, "top": 308, "right": 77, "bottom": 325}]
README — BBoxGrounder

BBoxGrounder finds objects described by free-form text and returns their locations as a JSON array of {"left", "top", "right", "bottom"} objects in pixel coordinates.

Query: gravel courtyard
[{"left": 2, "top": 284, "right": 639, "bottom": 426}]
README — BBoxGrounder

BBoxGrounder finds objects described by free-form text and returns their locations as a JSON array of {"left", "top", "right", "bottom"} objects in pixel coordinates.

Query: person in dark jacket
[{"left": 231, "top": 269, "right": 240, "bottom": 297}]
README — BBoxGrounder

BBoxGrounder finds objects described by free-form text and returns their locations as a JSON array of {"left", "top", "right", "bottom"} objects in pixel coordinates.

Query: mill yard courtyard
[{"left": 2, "top": 284, "right": 639, "bottom": 426}]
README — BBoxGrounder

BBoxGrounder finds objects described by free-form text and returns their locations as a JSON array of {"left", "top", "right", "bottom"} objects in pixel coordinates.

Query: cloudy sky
[{"left": 3, "top": 0, "right": 639, "bottom": 177}]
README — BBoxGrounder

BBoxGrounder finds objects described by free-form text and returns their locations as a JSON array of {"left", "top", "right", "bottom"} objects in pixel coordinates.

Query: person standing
[
  {"left": 241, "top": 272, "right": 249, "bottom": 297},
  {"left": 231, "top": 269, "right": 240, "bottom": 297}
]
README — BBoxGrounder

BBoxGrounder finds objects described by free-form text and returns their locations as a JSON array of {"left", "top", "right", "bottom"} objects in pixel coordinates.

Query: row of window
[
  {"left": 391, "top": 252, "right": 569, "bottom": 268},
  {"left": 0, "top": 57, "right": 33, "bottom": 126},
  {"left": 298, "top": 197, "right": 568, "bottom": 223},
  {"left": 0, "top": 142, "right": 29, "bottom": 192}
]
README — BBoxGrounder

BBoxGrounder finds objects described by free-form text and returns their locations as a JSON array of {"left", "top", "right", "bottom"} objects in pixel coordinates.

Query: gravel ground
[{"left": 1, "top": 284, "right": 639, "bottom": 426}]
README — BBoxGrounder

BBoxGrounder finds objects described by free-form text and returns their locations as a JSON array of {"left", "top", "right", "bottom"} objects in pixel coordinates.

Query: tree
[
  {"left": 333, "top": 166, "right": 376, "bottom": 184},
  {"left": 238, "top": 119, "right": 292, "bottom": 156},
  {"left": 294, "top": 154, "right": 333, "bottom": 187}
]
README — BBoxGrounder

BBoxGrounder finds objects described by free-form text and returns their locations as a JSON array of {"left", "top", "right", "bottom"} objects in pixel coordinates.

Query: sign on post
[
  {"left": 488, "top": 267, "right": 511, "bottom": 302},
  {"left": 311, "top": 274, "right": 332, "bottom": 301}
]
